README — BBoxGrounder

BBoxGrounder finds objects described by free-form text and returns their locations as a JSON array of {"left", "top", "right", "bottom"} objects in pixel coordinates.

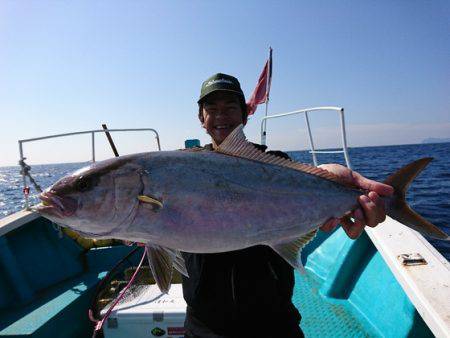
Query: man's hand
[{"left": 318, "top": 164, "right": 394, "bottom": 239}]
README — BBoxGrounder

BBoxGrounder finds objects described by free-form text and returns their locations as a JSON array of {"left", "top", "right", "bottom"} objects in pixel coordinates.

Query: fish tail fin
[{"left": 384, "top": 157, "right": 449, "bottom": 240}]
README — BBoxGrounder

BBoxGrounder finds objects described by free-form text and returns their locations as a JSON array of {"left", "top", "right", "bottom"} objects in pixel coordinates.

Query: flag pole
[{"left": 261, "top": 47, "right": 272, "bottom": 146}]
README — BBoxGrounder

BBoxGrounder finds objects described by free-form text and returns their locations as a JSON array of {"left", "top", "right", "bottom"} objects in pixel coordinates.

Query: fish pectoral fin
[
  {"left": 172, "top": 249, "right": 189, "bottom": 278},
  {"left": 146, "top": 244, "right": 188, "bottom": 294},
  {"left": 161, "top": 246, "right": 189, "bottom": 278},
  {"left": 146, "top": 244, "right": 173, "bottom": 293},
  {"left": 270, "top": 230, "right": 318, "bottom": 273},
  {"left": 138, "top": 195, "right": 163, "bottom": 209}
]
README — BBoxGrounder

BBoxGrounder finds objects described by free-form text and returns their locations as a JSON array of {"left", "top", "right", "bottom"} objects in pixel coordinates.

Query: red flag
[{"left": 247, "top": 48, "right": 272, "bottom": 116}]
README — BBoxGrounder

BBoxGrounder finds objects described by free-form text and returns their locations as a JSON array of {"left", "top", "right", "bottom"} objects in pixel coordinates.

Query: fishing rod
[{"left": 102, "top": 123, "right": 120, "bottom": 157}]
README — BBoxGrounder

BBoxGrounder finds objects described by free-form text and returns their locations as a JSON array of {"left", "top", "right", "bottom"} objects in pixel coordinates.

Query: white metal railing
[
  {"left": 18, "top": 128, "right": 161, "bottom": 209},
  {"left": 260, "top": 106, "right": 351, "bottom": 169}
]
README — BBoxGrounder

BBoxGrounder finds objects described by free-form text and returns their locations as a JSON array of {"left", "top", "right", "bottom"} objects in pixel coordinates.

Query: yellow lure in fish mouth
[{"left": 138, "top": 195, "right": 163, "bottom": 209}]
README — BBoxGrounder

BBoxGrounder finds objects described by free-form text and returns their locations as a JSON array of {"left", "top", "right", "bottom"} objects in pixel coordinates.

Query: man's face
[{"left": 201, "top": 91, "right": 245, "bottom": 145}]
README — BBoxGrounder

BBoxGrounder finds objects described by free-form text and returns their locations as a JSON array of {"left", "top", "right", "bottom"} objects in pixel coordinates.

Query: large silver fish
[{"left": 36, "top": 125, "right": 449, "bottom": 292}]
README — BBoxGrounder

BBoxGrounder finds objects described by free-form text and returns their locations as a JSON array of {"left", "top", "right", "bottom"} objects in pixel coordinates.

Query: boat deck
[
  {"left": 294, "top": 272, "right": 372, "bottom": 337},
  {"left": 296, "top": 230, "right": 433, "bottom": 337},
  {"left": 0, "top": 212, "right": 439, "bottom": 337},
  {"left": 0, "top": 212, "right": 137, "bottom": 337}
]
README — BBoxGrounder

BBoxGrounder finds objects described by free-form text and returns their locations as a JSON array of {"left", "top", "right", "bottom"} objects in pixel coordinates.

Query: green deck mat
[{"left": 293, "top": 272, "right": 377, "bottom": 338}]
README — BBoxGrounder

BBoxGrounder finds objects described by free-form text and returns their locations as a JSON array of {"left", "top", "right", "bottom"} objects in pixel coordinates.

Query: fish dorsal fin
[
  {"left": 270, "top": 230, "right": 318, "bottom": 273},
  {"left": 146, "top": 244, "right": 188, "bottom": 294},
  {"left": 215, "top": 125, "right": 342, "bottom": 184}
]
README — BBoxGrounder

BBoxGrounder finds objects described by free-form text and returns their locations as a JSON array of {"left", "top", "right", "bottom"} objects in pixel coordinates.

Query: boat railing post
[
  {"left": 18, "top": 141, "right": 29, "bottom": 210},
  {"left": 339, "top": 108, "right": 351, "bottom": 169},
  {"left": 261, "top": 129, "right": 267, "bottom": 146},
  {"left": 261, "top": 116, "right": 267, "bottom": 146},
  {"left": 261, "top": 98, "right": 269, "bottom": 146},
  {"left": 260, "top": 107, "right": 350, "bottom": 168},
  {"left": 155, "top": 132, "right": 161, "bottom": 151},
  {"left": 91, "top": 132, "right": 96, "bottom": 162},
  {"left": 304, "top": 111, "right": 318, "bottom": 166}
]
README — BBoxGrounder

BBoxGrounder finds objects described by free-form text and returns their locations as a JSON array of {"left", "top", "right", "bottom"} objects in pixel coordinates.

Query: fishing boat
[{"left": 0, "top": 108, "right": 449, "bottom": 338}]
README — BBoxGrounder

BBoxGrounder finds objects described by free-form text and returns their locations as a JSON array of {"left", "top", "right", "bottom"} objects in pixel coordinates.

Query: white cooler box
[{"left": 101, "top": 283, "right": 186, "bottom": 338}]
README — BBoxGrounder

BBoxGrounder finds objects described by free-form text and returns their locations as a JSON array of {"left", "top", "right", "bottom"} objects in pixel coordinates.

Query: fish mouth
[{"left": 37, "top": 191, "right": 78, "bottom": 218}]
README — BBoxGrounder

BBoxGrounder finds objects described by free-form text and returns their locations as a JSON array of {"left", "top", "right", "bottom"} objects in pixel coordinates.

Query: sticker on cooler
[
  {"left": 168, "top": 326, "right": 185, "bottom": 335},
  {"left": 151, "top": 327, "right": 165, "bottom": 336}
]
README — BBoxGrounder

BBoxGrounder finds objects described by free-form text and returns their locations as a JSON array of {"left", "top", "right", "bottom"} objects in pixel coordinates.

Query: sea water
[{"left": 0, "top": 143, "right": 448, "bottom": 259}]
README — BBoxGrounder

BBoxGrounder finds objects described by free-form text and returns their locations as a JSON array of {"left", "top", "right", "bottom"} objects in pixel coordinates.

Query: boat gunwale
[
  {"left": 0, "top": 210, "right": 39, "bottom": 237},
  {"left": 366, "top": 217, "right": 450, "bottom": 337}
]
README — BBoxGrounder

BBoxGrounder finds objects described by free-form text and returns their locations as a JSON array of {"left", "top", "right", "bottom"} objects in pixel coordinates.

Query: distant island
[{"left": 422, "top": 137, "right": 450, "bottom": 144}]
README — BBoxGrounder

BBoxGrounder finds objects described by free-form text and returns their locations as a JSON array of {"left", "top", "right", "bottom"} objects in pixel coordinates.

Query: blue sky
[{"left": 1, "top": 1, "right": 449, "bottom": 166}]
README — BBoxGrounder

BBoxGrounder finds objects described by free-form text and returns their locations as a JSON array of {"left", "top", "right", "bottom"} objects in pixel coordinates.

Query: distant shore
[{"left": 422, "top": 138, "right": 450, "bottom": 144}]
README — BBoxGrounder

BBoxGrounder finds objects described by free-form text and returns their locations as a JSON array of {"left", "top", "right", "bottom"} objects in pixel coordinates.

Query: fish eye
[{"left": 75, "top": 176, "right": 93, "bottom": 192}]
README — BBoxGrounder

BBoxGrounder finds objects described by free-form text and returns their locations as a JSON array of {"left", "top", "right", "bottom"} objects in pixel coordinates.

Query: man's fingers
[
  {"left": 358, "top": 192, "right": 386, "bottom": 227},
  {"left": 317, "top": 164, "right": 390, "bottom": 236},
  {"left": 358, "top": 195, "right": 378, "bottom": 227},
  {"left": 320, "top": 218, "right": 340, "bottom": 232},
  {"left": 352, "top": 171, "right": 394, "bottom": 196},
  {"left": 353, "top": 208, "right": 366, "bottom": 224},
  {"left": 322, "top": 215, "right": 365, "bottom": 239},
  {"left": 368, "top": 191, "right": 387, "bottom": 224},
  {"left": 341, "top": 216, "right": 364, "bottom": 239}
]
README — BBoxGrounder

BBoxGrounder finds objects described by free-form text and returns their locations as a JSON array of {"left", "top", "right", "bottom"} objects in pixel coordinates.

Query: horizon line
[{"left": 1, "top": 140, "right": 448, "bottom": 169}]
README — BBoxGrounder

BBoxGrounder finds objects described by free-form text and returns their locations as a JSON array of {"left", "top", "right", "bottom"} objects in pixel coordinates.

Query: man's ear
[
  {"left": 198, "top": 104, "right": 206, "bottom": 128},
  {"left": 199, "top": 115, "right": 206, "bottom": 129}
]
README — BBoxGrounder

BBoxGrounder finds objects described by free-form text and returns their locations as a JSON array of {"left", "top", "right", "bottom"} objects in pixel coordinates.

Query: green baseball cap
[{"left": 198, "top": 73, "right": 245, "bottom": 103}]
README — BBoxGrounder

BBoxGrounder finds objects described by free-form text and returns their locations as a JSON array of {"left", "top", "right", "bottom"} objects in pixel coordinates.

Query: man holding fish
[
  {"left": 182, "top": 73, "right": 393, "bottom": 338},
  {"left": 36, "top": 72, "right": 447, "bottom": 338}
]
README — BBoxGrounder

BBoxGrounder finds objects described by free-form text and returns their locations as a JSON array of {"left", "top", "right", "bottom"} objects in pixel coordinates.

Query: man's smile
[{"left": 215, "top": 124, "right": 233, "bottom": 130}]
